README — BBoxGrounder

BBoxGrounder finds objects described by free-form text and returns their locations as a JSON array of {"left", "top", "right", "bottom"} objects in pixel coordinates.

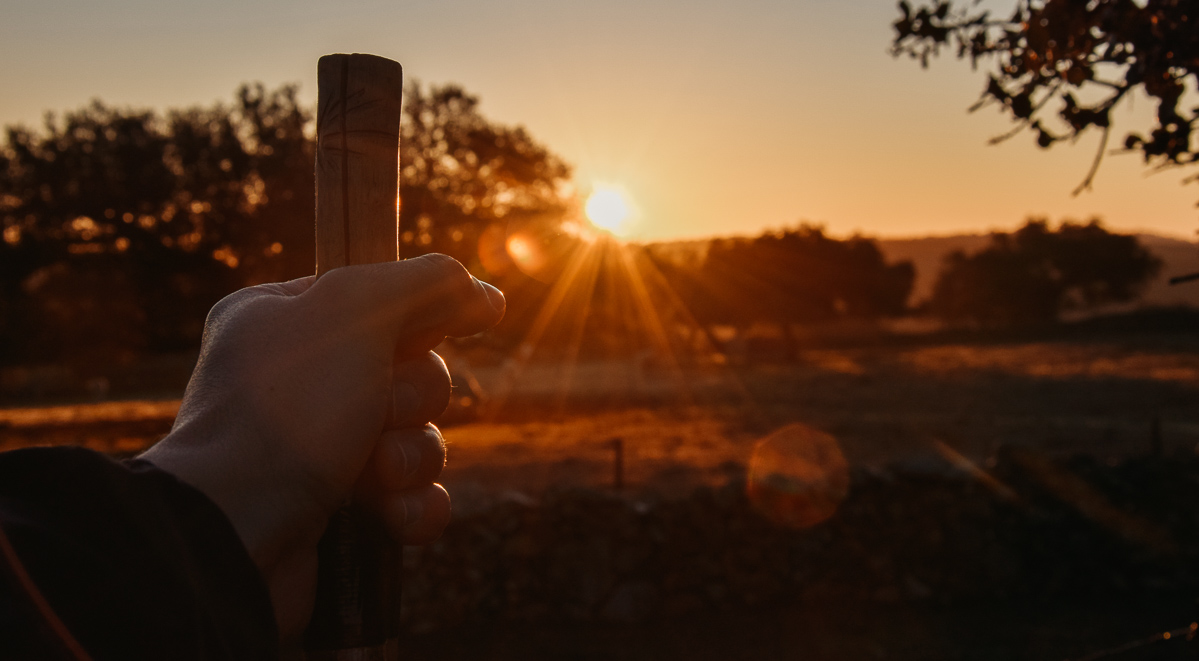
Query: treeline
[
  {"left": 640, "top": 217, "right": 1160, "bottom": 358},
  {"left": 646, "top": 227, "right": 914, "bottom": 354},
  {"left": 0, "top": 83, "right": 568, "bottom": 373},
  {"left": 0, "top": 84, "right": 1165, "bottom": 376},
  {"left": 929, "top": 219, "right": 1162, "bottom": 326}
]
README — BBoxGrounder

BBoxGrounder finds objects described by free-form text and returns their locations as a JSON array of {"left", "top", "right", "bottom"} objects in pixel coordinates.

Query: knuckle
[
  {"left": 417, "top": 252, "right": 461, "bottom": 270},
  {"left": 206, "top": 288, "right": 249, "bottom": 322},
  {"left": 416, "top": 253, "right": 474, "bottom": 295},
  {"left": 425, "top": 350, "right": 451, "bottom": 383},
  {"left": 308, "top": 267, "right": 375, "bottom": 321},
  {"left": 427, "top": 430, "right": 447, "bottom": 464},
  {"left": 418, "top": 426, "right": 447, "bottom": 475},
  {"left": 313, "top": 266, "right": 360, "bottom": 303},
  {"left": 202, "top": 286, "right": 269, "bottom": 337}
]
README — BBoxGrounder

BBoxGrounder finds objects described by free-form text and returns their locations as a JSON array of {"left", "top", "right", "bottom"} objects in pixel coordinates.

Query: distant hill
[
  {"left": 644, "top": 231, "right": 1199, "bottom": 310},
  {"left": 877, "top": 233, "right": 1199, "bottom": 309}
]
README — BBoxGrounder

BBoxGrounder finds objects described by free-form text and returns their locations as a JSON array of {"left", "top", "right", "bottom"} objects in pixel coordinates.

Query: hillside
[
  {"left": 645, "top": 232, "right": 1199, "bottom": 310},
  {"left": 877, "top": 232, "right": 1199, "bottom": 308}
]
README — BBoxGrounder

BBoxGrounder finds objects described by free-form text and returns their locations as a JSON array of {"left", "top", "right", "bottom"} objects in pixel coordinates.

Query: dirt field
[
  {"left": 440, "top": 331, "right": 1199, "bottom": 502},
  {"left": 3, "top": 331, "right": 1198, "bottom": 660},
  {"left": 3, "top": 331, "right": 1197, "bottom": 490}
]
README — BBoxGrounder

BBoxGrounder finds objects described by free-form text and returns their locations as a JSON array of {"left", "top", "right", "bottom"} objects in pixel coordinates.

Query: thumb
[{"left": 304, "top": 253, "right": 506, "bottom": 348}]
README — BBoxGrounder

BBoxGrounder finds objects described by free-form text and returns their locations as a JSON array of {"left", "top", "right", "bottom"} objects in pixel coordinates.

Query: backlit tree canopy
[
  {"left": 930, "top": 218, "right": 1161, "bottom": 326},
  {"left": 653, "top": 226, "right": 916, "bottom": 351},
  {"left": 399, "top": 84, "right": 572, "bottom": 262},
  {"left": 892, "top": 0, "right": 1198, "bottom": 196},
  {"left": 0, "top": 82, "right": 571, "bottom": 365}
]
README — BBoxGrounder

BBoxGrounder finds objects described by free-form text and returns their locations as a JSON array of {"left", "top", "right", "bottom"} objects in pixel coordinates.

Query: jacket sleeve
[{"left": 0, "top": 446, "right": 279, "bottom": 660}]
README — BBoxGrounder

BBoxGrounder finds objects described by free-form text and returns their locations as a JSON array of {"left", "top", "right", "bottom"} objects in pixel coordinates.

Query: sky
[{"left": 2, "top": 0, "right": 1196, "bottom": 242}]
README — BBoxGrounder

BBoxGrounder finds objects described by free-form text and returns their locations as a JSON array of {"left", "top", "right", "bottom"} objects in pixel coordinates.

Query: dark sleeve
[{"left": 0, "top": 446, "right": 279, "bottom": 661}]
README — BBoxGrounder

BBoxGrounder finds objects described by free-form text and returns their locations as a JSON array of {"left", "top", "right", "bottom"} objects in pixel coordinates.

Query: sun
[{"left": 584, "top": 185, "right": 635, "bottom": 236}]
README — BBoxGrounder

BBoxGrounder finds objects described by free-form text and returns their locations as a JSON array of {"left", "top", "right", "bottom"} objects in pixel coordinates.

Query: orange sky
[{"left": 2, "top": 0, "right": 1196, "bottom": 241}]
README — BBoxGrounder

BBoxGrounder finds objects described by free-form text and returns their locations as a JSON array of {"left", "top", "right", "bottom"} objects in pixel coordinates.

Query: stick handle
[
  {"left": 314, "top": 53, "right": 403, "bottom": 273},
  {"left": 304, "top": 53, "right": 403, "bottom": 661}
]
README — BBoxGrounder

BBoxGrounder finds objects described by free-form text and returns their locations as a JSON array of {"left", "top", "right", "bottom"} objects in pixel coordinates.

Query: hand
[{"left": 140, "top": 253, "right": 505, "bottom": 641}]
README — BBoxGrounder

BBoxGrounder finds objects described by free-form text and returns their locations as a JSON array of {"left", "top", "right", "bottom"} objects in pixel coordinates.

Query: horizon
[
  {"left": 633, "top": 221, "right": 1199, "bottom": 245},
  {"left": 3, "top": 0, "right": 1197, "bottom": 242}
]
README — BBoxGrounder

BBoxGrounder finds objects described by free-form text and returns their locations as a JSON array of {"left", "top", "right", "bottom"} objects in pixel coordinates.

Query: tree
[
  {"left": 892, "top": 0, "right": 1198, "bottom": 197},
  {"left": 664, "top": 226, "right": 915, "bottom": 355},
  {"left": 398, "top": 83, "right": 572, "bottom": 268},
  {"left": 929, "top": 218, "right": 1161, "bottom": 326},
  {"left": 0, "top": 81, "right": 571, "bottom": 368},
  {"left": 0, "top": 85, "right": 313, "bottom": 363}
]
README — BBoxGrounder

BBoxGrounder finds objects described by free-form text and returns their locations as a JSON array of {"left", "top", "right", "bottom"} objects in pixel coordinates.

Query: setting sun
[{"left": 584, "top": 186, "right": 634, "bottom": 236}]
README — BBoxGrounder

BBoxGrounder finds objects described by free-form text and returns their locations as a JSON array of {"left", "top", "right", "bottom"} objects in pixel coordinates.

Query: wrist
[{"left": 140, "top": 424, "right": 327, "bottom": 575}]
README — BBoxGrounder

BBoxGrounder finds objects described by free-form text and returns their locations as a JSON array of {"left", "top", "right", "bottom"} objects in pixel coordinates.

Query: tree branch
[{"left": 1072, "top": 124, "right": 1110, "bottom": 196}]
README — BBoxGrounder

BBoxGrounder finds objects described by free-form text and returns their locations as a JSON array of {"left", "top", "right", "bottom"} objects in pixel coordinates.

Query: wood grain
[
  {"left": 315, "top": 53, "right": 402, "bottom": 273},
  {"left": 305, "top": 53, "right": 403, "bottom": 661}
]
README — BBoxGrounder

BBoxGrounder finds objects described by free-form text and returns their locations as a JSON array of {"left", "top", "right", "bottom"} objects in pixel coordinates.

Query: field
[
  {"left": 7, "top": 330, "right": 1194, "bottom": 480},
  {"left": 446, "top": 332, "right": 1199, "bottom": 497},
  {"left": 3, "top": 328, "right": 1199, "bottom": 659}
]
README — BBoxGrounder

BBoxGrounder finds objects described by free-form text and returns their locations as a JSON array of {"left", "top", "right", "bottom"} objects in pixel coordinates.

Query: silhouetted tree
[
  {"left": 0, "top": 85, "right": 312, "bottom": 366},
  {"left": 0, "top": 81, "right": 571, "bottom": 370},
  {"left": 398, "top": 84, "right": 572, "bottom": 268},
  {"left": 666, "top": 226, "right": 914, "bottom": 355},
  {"left": 930, "top": 218, "right": 1161, "bottom": 326},
  {"left": 892, "top": 0, "right": 1198, "bottom": 198}
]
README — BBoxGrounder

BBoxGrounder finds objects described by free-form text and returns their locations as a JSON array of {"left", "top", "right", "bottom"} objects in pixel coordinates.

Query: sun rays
[{"left": 479, "top": 219, "right": 718, "bottom": 419}]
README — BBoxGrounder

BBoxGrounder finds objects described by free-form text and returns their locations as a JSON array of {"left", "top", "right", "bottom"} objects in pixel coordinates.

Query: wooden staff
[{"left": 304, "top": 53, "right": 404, "bottom": 661}]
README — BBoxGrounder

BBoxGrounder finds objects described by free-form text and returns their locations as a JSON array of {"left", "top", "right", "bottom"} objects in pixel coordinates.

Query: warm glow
[
  {"left": 584, "top": 186, "right": 634, "bottom": 236},
  {"left": 506, "top": 235, "right": 536, "bottom": 267},
  {"left": 747, "top": 424, "right": 850, "bottom": 529}
]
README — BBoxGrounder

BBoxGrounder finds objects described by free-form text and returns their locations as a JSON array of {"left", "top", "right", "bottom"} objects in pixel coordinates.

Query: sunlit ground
[
  {"left": 5, "top": 337, "right": 1196, "bottom": 473},
  {"left": 894, "top": 341, "right": 1199, "bottom": 382},
  {"left": 2, "top": 219, "right": 1197, "bottom": 659},
  {"left": 4, "top": 328, "right": 1199, "bottom": 659},
  {"left": 0, "top": 399, "right": 179, "bottom": 454}
]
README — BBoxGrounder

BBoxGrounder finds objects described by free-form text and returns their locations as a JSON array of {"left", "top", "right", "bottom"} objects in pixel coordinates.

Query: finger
[
  {"left": 265, "top": 275, "right": 317, "bottom": 297},
  {"left": 388, "top": 352, "right": 452, "bottom": 428},
  {"left": 307, "top": 253, "right": 505, "bottom": 347},
  {"left": 374, "top": 483, "right": 452, "bottom": 544},
  {"left": 202, "top": 275, "right": 318, "bottom": 322},
  {"left": 355, "top": 424, "right": 446, "bottom": 503}
]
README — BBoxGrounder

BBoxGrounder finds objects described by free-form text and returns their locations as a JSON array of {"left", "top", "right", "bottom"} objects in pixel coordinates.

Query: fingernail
[
  {"left": 479, "top": 280, "right": 506, "bottom": 315},
  {"left": 391, "top": 381, "right": 420, "bottom": 425}
]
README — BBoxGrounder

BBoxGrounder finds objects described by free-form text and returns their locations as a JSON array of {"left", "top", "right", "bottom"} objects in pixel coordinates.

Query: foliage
[
  {"left": 892, "top": 0, "right": 1199, "bottom": 196},
  {"left": 0, "top": 82, "right": 571, "bottom": 368},
  {"left": 0, "top": 85, "right": 310, "bottom": 365},
  {"left": 648, "top": 226, "right": 915, "bottom": 358},
  {"left": 699, "top": 226, "right": 914, "bottom": 324},
  {"left": 399, "top": 84, "right": 572, "bottom": 266},
  {"left": 930, "top": 218, "right": 1161, "bottom": 326}
]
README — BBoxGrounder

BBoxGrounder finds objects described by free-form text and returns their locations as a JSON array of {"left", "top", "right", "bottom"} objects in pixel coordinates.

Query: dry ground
[
  {"left": 3, "top": 332, "right": 1196, "bottom": 497},
  {"left": 443, "top": 332, "right": 1199, "bottom": 502},
  {"left": 2, "top": 332, "right": 1198, "bottom": 659}
]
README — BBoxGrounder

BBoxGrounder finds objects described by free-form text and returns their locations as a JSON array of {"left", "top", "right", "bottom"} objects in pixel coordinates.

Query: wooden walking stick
[{"left": 303, "top": 53, "right": 404, "bottom": 661}]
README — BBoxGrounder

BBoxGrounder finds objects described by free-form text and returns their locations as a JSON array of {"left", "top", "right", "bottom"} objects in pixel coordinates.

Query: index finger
[{"left": 307, "top": 253, "right": 506, "bottom": 349}]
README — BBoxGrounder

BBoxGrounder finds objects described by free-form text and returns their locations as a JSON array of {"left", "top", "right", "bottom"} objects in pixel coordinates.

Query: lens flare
[
  {"left": 494, "top": 217, "right": 584, "bottom": 283},
  {"left": 506, "top": 235, "right": 538, "bottom": 268},
  {"left": 747, "top": 424, "right": 850, "bottom": 528},
  {"left": 477, "top": 224, "right": 514, "bottom": 277}
]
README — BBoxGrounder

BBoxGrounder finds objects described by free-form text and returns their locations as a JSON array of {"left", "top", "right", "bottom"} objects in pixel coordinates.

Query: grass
[
  {"left": 4, "top": 330, "right": 1196, "bottom": 491},
  {"left": 3, "top": 330, "right": 1198, "bottom": 659}
]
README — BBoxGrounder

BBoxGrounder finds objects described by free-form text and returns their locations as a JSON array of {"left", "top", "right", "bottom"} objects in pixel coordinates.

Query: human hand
[{"left": 140, "top": 253, "right": 504, "bottom": 640}]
